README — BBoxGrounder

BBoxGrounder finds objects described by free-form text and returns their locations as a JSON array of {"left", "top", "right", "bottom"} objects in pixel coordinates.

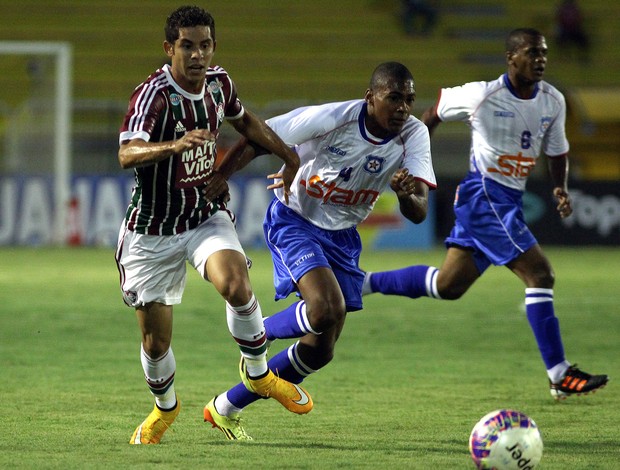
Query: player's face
[
  {"left": 365, "top": 79, "right": 415, "bottom": 138},
  {"left": 508, "top": 35, "right": 548, "bottom": 85},
  {"left": 165, "top": 26, "right": 216, "bottom": 94}
]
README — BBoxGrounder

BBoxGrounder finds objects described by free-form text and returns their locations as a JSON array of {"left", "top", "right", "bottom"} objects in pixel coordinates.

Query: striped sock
[
  {"left": 140, "top": 345, "right": 177, "bottom": 410},
  {"left": 264, "top": 301, "right": 320, "bottom": 340},
  {"left": 227, "top": 342, "right": 315, "bottom": 409},
  {"left": 226, "top": 295, "right": 268, "bottom": 377},
  {"left": 525, "top": 288, "right": 566, "bottom": 371},
  {"left": 369, "top": 265, "right": 441, "bottom": 298}
]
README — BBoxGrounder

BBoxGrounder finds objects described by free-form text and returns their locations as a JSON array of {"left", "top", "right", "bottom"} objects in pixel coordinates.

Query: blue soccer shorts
[
  {"left": 445, "top": 173, "right": 538, "bottom": 273},
  {"left": 263, "top": 198, "right": 365, "bottom": 312}
]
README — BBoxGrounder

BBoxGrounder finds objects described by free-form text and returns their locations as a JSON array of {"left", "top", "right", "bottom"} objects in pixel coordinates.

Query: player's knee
[
  {"left": 142, "top": 338, "right": 171, "bottom": 359},
  {"left": 531, "top": 269, "right": 555, "bottom": 289},
  {"left": 307, "top": 298, "right": 346, "bottom": 333},
  {"left": 437, "top": 285, "right": 467, "bottom": 300},
  {"left": 217, "top": 276, "right": 252, "bottom": 305}
]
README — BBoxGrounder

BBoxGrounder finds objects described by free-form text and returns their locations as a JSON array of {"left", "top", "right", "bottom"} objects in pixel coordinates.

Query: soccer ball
[{"left": 469, "top": 409, "right": 543, "bottom": 470}]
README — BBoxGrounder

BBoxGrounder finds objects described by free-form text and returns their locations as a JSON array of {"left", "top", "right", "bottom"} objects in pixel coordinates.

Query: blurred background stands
[{"left": 0, "top": 0, "right": 618, "bottom": 180}]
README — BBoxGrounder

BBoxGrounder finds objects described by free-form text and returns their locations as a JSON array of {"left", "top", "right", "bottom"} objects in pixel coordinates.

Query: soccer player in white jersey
[
  {"left": 364, "top": 28, "right": 608, "bottom": 400},
  {"left": 115, "top": 5, "right": 313, "bottom": 445},
  {"left": 202, "top": 62, "right": 437, "bottom": 439}
]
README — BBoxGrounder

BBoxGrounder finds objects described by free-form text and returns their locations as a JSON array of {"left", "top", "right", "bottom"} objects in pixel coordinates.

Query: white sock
[
  {"left": 140, "top": 345, "right": 177, "bottom": 410},
  {"left": 361, "top": 272, "right": 373, "bottom": 296},
  {"left": 547, "top": 360, "right": 571, "bottom": 384},
  {"left": 226, "top": 295, "right": 268, "bottom": 377},
  {"left": 215, "top": 393, "right": 243, "bottom": 417}
]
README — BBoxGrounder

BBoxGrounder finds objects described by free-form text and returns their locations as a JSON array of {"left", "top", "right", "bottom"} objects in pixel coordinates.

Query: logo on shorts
[
  {"left": 123, "top": 290, "right": 138, "bottom": 306},
  {"left": 294, "top": 253, "right": 315, "bottom": 267}
]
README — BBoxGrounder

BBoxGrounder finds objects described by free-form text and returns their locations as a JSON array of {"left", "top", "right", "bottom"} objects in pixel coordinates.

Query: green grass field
[{"left": 1, "top": 246, "right": 617, "bottom": 469}]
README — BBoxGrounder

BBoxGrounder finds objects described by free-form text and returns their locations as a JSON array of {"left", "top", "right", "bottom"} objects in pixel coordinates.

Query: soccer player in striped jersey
[
  {"left": 364, "top": 28, "right": 608, "bottom": 400},
  {"left": 115, "top": 5, "right": 312, "bottom": 445},
  {"left": 203, "top": 62, "right": 437, "bottom": 439}
]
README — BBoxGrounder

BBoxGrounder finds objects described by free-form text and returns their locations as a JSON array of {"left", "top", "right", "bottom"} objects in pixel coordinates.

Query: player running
[
  {"left": 364, "top": 28, "right": 608, "bottom": 400},
  {"left": 203, "top": 61, "right": 436, "bottom": 440},
  {"left": 116, "top": 5, "right": 311, "bottom": 445}
]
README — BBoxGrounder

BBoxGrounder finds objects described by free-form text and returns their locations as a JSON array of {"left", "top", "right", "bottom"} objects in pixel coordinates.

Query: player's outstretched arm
[
  {"left": 202, "top": 137, "right": 260, "bottom": 203},
  {"left": 230, "top": 110, "right": 299, "bottom": 204}
]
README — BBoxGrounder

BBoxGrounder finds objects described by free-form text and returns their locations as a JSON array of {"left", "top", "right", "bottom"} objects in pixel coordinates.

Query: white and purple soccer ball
[{"left": 469, "top": 409, "right": 543, "bottom": 470}]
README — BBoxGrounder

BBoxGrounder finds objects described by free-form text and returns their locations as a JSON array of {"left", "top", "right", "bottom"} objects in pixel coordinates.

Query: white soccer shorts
[{"left": 116, "top": 211, "right": 245, "bottom": 307}]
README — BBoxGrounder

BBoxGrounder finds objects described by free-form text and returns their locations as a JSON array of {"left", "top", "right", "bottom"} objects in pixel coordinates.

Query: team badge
[
  {"left": 216, "top": 102, "right": 225, "bottom": 123},
  {"left": 539, "top": 117, "right": 552, "bottom": 135},
  {"left": 363, "top": 155, "right": 385, "bottom": 174},
  {"left": 123, "top": 290, "right": 138, "bottom": 306}
]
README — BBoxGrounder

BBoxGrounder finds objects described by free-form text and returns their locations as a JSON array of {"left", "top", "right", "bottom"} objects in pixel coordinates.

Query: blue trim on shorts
[{"left": 263, "top": 198, "right": 365, "bottom": 312}]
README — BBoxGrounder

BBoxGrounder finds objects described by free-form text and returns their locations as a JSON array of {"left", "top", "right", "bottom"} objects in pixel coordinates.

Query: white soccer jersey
[
  {"left": 267, "top": 99, "right": 436, "bottom": 230},
  {"left": 436, "top": 74, "right": 569, "bottom": 191}
]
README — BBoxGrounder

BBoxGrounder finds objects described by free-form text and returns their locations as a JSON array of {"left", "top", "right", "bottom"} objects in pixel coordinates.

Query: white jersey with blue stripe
[
  {"left": 266, "top": 99, "right": 436, "bottom": 230},
  {"left": 436, "top": 74, "right": 569, "bottom": 191}
]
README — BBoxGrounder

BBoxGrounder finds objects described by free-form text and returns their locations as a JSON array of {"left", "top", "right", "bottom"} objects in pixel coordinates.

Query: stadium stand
[{"left": 1, "top": 0, "right": 618, "bottom": 178}]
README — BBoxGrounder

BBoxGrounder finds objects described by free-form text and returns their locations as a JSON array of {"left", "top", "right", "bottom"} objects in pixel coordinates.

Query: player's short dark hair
[
  {"left": 165, "top": 5, "right": 215, "bottom": 44},
  {"left": 369, "top": 62, "right": 415, "bottom": 91},
  {"left": 505, "top": 28, "right": 543, "bottom": 53}
]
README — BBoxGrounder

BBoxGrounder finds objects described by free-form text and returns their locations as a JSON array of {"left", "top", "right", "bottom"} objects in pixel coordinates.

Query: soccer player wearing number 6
[{"left": 364, "top": 28, "right": 608, "bottom": 400}]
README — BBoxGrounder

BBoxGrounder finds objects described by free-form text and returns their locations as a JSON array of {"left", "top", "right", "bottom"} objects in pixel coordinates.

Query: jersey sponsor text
[
  {"left": 487, "top": 153, "right": 536, "bottom": 178},
  {"left": 301, "top": 175, "right": 379, "bottom": 206}
]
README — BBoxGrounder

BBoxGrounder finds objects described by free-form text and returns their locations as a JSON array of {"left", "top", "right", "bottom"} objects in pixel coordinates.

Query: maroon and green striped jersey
[{"left": 119, "top": 64, "right": 243, "bottom": 235}]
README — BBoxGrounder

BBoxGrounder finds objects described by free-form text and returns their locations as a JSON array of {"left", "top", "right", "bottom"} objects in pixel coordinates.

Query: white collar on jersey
[{"left": 162, "top": 64, "right": 206, "bottom": 101}]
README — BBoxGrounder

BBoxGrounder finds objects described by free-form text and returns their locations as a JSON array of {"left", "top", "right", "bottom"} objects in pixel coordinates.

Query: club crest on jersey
[
  {"left": 363, "top": 155, "right": 385, "bottom": 174},
  {"left": 216, "top": 102, "right": 225, "bottom": 123},
  {"left": 539, "top": 117, "right": 552, "bottom": 135},
  {"left": 169, "top": 93, "right": 182, "bottom": 106}
]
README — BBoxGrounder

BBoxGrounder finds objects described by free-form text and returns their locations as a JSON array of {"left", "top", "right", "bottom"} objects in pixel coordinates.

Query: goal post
[{"left": 0, "top": 41, "right": 73, "bottom": 244}]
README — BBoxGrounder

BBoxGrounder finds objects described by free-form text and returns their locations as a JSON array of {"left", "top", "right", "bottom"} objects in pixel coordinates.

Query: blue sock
[
  {"left": 264, "top": 301, "right": 319, "bottom": 340},
  {"left": 226, "top": 381, "right": 260, "bottom": 409},
  {"left": 227, "top": 342, "right": 315, "bottom": 409},
  {"left": 525, "top": 288, "right": 565, "bottom": 369},
  {"left": 370, "top": 265, "right": 439, "bottom": 298},
  {"left": 268, "top": 342, "right": 316, "bottom": 382}
]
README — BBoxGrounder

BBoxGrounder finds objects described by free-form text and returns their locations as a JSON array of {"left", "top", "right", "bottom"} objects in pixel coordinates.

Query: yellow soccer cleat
[
  {"left": 203, "top": 397, "right": 253, "bottom": 441},
  {"left": 129, "top": 400, "right": 180, "bottom": 444},
  {"left": 239, "top": 357, "right": 313, "bottom": 415}
]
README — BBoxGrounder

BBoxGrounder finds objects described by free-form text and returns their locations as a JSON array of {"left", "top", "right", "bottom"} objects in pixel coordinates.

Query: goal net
[{"left": 0, "top": 41, "right": 72, "bottom": 245}]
